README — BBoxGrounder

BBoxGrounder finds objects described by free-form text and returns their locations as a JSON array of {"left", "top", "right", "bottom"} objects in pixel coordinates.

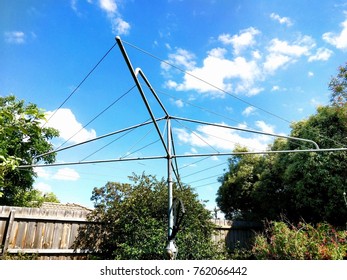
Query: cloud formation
[
  {"left": 45, "top": 108, "right": 96, "bottom": 144},
  {"left": 162, "top": 27, "right": 330, "bottom": 97},
  {"left": 219, "top": 27, "right": 260, "bottom": 55},
  {"left": 71, "top": 0, "right": 130, "bottom": 34},
  {"left": 35, "top": 167, "right": 80, "bottom": 182},
  {"left": 164, "top": 46, "right": 262, "bottom": 97},
  {"left": 4, "top": 31, "right": 26, "bottom": 44},
  {"left": 98, "top": 0, "right": 130, "bottom": 35},
  {"left": 52, "top": 167, "right": 80, "bottom": 181},
  {"left": 270, "top": 13, "right": 293, "bottom": 27},
  {"left": 308, "top": 47, "right": 333, "bottom": 62},
  {"left": 34, "top": 182, "right": 52, "bottom": 193},
  {"left": 173, "top": 120, "right": 276, "bottom": 152},
  {"left": 242, "top": 106, "right": 256, "bottom": 116},
  {"left": 323, "top": 16, "right": 347, "bottom": 50}
]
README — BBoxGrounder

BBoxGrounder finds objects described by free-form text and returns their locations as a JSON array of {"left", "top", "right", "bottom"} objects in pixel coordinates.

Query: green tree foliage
[
  {"left": 25, "top": 190, "right": 60, "bottom": 207},
  {"left": 278, "top": 105, "right": 347, "bottom": 225},
  {"left": 0, "top": 95, "right": 59, "bottom": 206},
  {"left": 329, "top": 62, "right": 347, "bottom": 106},
  {"left": 216, "top": 145, "right": 263, "bottom": 220},
  {"left": 217, "top": 104, "right": 347, "bottom": 226},
  {"left": 216, "top": 65, "right": 347, "bottom": 227},
  {"left": 74, "top": 173, "right": 225, "bottom": 260}
]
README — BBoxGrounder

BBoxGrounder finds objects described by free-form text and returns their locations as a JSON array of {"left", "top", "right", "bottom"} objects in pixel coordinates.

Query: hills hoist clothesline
[{"left": 19, "top": 36, "right": 347, "bottom": 259}]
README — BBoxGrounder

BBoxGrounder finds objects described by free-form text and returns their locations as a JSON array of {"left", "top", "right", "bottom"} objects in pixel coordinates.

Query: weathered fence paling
[
  {"left": 211, "top": 219, "right": 262, "bottom": 250},
  {"left": 0, "top": 206, "right": 261, "bottom": 259},
  {"left": 0, "top": 205, "right": 90, "bottom": 259}
]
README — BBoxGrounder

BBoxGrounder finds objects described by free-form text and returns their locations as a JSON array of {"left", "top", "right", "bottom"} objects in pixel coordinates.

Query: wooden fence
[
  {"left": 0, "top": 206, "right": 262, "bottom": 259},
  {"left": 0, "top": 206, "right": 90, "bottom": 260},
  {"left": 212, "top": 219, "right": 262, "bottom": 250}
]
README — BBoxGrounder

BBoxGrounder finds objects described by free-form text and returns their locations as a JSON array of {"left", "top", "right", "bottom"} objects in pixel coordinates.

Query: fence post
[{"left": 1, "top": 209, "right": 15, "bottom": 256}]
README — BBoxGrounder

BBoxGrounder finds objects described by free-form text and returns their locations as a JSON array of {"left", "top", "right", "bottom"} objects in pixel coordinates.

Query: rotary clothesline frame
[{"left": 19, "top": 36, "right": 347, "bottom": 259}]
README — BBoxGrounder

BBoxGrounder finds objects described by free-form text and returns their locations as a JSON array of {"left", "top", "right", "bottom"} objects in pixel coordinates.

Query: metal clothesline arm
[
  {"left": 172, "top": 147, "right": 347, "bottom": 159},
  {"left": 33, "top": 117, "right": 166, "bottom": 160},
  {"left": 18, "top": 155, "right": 167, "bottom": 169},
  {"left": 170, "top": 116, "right": 321, "bottom": 149},
  {"left": 116, "top": 36, "right": 169, "bottom": 156}
]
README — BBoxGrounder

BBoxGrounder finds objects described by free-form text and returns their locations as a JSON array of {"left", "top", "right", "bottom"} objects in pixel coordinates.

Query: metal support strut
[{"left": 116, "top": 36, "right": 177, "bottom": 259}]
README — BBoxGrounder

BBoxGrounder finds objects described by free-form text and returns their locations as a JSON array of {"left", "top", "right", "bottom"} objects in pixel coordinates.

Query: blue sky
[{"left": 1, "top": 0, "right": 347, "bottom": 213}]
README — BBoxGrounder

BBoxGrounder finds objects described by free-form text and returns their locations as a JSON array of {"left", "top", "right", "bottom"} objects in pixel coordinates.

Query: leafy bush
[
  {"left": 0, "top": 253, "right": 38, "bottom": 260},
  {"left": 74, "top": 173, "right": 226, "bottom": 260},
  {"left": 252, "top": 221, "right": 347, "bottom": 260}
]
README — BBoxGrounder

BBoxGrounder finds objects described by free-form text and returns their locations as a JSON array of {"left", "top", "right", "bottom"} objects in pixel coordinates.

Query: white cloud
[
  {"left": 252, "top": 50, "right": 262, "bottom": 60},
  {"left": 162, "top": 30, "right": 324, "bottom": 98},
  {"left": 34, "top": 167, "right": 51, "bottom": 179},
  {"left": 264, "top": 36, "right": 315, "bottom": 73},
  {"left": 219, "top": 27, "right": 260, "bottom": 54},
  {"left": 267, "top": 37, "right": 314, "bottom": 57},
  {"left": 161, "top": 48, "right": 196, "bottom": 71},
  {"left": 165, "top": 43, "right": 172, "bottom": 50},
  {"left": 254, "top": 121, "right": 275, "bottom": 143},
  {"left": 242, "top": 106, "right": 256, "bottom": 116},
  {"left": 166, "top": 80, "right": 179, "bottom": 89},
  {"left": 255, "top": 120, "right": 274, "bottom": 134},
  {"left": 71, "top": 0, "right": 130, "bottom": 34},
  {"left": 210, "top": 155, "right": 219, "bottom": 161},
  {"left": 270, "top": 13, "right": 293, "bottom": 27},
  {"left": 52, "top": 167, "right": 80, "bottom": 181},
  {"left": 163, "top": 47, "right": 262, "bottom": 97},
  {"left": 96, "top": 0, "right": 130, "bottom": 35},
  {"left": 308, "top": 71, "right": 314, "bottom": 77},
  {"left": 170, "top": 98, "right": 184, "bottom": 108},
  {"left": 70, "top": 0, "right": 80, "bottom": 14},
  {"left": 271, "top": 85, "right": 280, "bottom": 91},
  {"left": 99, "top": 0, "right": 117, "bottom": 13},
  {"left": 310, "top": 98, "right": 322, "bottom": 107},
  {"left": 34, "top": 182, "right": 52, "bottom": 193},
  {"left": 236, "top": 85, "right": 263, "bottom": 96},
  {"left": 263, "top": 53, "right": 291, "bottom": 73},
  {"left": 323, "top": 17, "right": 347, "bottom": 50},
  {"left": 35, "top": 166, "right": 80, "bottom": 182},
  {"left": 111, "top": 17, "right": 130, "bottom": 35},
  {"left": 308, "top": 47, "right": 333, "bottom": 62},
  {"left": 4, "top": 31, "right": 26, "bottom": 44},
  {"left": 45, "top": 108, "right": 96, "bottom": 144},
  {"left": 173, "top": 120, "right": 276, "bottom": 152}
]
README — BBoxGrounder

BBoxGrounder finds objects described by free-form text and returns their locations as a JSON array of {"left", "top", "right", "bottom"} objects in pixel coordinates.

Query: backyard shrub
[
  {"left": 74, "top": 173, "right": 226, "bottom": 260},
  {"left": 252, "top": 221, "right": 347, "bottom": 260}
]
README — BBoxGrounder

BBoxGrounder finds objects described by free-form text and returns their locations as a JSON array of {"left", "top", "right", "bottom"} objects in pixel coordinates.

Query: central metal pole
[
  {"left": 167, "top": 118, "right": 173, "bottom": 238},
  {"left": 166, "top": 117, "right": 177, "bottom": 259}
]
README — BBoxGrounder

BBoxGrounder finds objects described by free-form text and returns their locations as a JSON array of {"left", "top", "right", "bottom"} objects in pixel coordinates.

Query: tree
[
  {"left": 216, "top": 145, "right": 264, "bottom": 220},
  {"left": 329, "top": 63, "right": 347, "bottom": 106},
  {"left": 74, "top": 173, "right": 225, "bottom": 260},
  {"left": 217, "top": 64, "right": 347, "bottom": 227},
  {"left": 279, "top": 104, "right": 347, "bottom": 226},
  {"left": 216, "top": 104, "right": 347, "bottom": 227},
  {"left": 0, "top": 95, "right": 59, "bottom": 206},
  {"left": 24, "top": 190, "right": 60, "bottom": 207}
]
